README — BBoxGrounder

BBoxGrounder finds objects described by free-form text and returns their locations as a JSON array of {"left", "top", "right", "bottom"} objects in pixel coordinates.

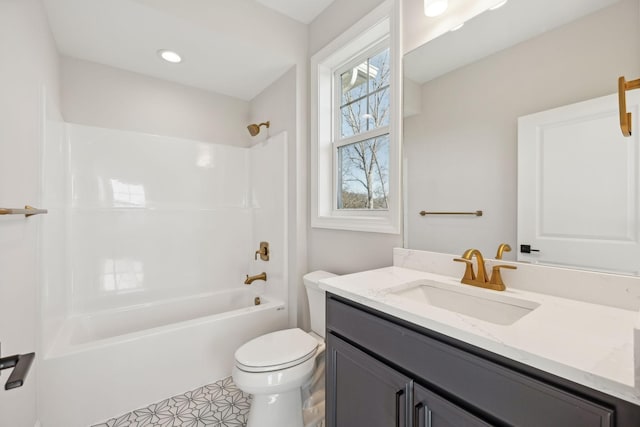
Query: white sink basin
[{"left": 390, "top": 280, "right": 540, "bottom": 326}]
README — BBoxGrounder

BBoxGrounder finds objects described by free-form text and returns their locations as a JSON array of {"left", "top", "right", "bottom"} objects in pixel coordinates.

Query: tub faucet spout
[{"left": 244, "top": 272, "right": 267, "bottom": 285}]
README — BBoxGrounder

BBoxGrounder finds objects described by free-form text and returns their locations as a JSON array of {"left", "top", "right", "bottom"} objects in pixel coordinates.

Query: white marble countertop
[{"left": 319, "top": 265, "right": 640, "bottom": 405}]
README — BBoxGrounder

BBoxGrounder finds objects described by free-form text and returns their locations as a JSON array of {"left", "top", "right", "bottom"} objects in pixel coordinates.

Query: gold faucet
[
  {"left": 455, "top": 249, "right": 489, "bottom": 285},
  {"left": 244, "top": 272, "right": 267, "bottom": 285},
  {"left": 496, "top": 243, "right": 511, "bottom": 260},
  {"left": 454, "top": 249, "right": 516, "bottom": 291}
]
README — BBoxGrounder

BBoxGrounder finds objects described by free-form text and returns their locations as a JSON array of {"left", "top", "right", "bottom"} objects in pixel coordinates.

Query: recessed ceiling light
[
  {"left": 158, "top": 49, "right": 182, "bottom": 64},
  {"left": 489, "top": 0, "right": 508, "bottom": 10},
  {"left": 424, "top": 0, "right": 448, "bottom": 17}
]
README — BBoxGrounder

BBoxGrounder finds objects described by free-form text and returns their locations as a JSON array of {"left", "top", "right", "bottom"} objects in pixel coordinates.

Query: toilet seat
[{"left": 235, "top": 328, "right": 319, "bottom": 373}]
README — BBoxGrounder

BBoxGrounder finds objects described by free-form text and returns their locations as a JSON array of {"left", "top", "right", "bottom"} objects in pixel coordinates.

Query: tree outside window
[{"left": 336, "top": 47, "right": 390, "bottom": 210}]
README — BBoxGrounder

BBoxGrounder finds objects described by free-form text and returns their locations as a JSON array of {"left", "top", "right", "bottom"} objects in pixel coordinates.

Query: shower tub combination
[{"left": 39, "top": 124, "right": 289, "bottom": 426}]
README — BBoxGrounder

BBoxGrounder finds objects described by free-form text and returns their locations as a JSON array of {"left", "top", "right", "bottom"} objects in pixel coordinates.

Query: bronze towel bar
[
  {"left": 619, "top": 76, "right": 640, "bottom": 137},
  {"left": 0, "top": 205, "right": 48, "bottom": 217},
  {"left": 419, "top": 210, "right": 483, "bottom": 217}
]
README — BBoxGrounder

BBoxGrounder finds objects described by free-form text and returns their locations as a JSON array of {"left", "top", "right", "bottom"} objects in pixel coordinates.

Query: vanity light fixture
[
  {"left": 424, "top": 0, "right": 448, "bottom": 17},
  {"left": 489, "top": 0, "right": 508, "bottom": 10},
  {"left": 157, "top": 49, "right": 182, "bottom": 64}
]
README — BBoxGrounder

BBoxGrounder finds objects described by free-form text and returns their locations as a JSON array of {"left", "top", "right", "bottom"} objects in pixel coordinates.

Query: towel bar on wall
[
  {"left": 419, "top": 210, "right": 483, "bottom": 217},
  {"left": 0, "top": 344, "right": 35, "bottom": 390},
  {"left": 0, "top": 205, "right": 48, "bottom": 217},
  {"left": 618, "top": 76, "right": 640, "bottom": 137}
]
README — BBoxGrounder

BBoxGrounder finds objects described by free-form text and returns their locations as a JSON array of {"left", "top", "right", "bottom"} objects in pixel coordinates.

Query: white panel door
[{"left": 518, "top": 92, "right": 640, "bottom": 274}]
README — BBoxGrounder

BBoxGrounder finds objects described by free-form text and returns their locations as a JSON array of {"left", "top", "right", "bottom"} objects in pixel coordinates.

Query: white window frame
[
  {"left": 311, "top": 0, "right": 402, "bottom": 234},
  {"left": 333, "top": 40, "right": 390, "bottom": 212}
]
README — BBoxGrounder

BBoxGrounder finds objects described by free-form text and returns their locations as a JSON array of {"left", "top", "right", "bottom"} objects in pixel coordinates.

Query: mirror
[{"left": 403, "top": 0, "right": 640, "bottom": 274}]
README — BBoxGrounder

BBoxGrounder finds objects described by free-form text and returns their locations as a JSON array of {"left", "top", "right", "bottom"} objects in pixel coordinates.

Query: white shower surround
[{"left": 38, "top": 124, "right": 289, "bottom": 426}]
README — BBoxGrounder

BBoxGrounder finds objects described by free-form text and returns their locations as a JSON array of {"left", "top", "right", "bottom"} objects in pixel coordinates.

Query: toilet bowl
[{"left": 232, "top": 271, "right": 336, "bottom": 427}]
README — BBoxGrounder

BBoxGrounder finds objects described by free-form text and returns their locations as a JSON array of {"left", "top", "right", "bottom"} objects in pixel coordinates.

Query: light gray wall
[
  {"left": 0, "top": 0, "right": 61, "bottom": 425},
  {"left": 61, "top": 56, "right": 251, "bottom": 146},
  {"left": 404, "top": 0, "right": 640, "bottom": 257},
  {"left": 309, "top": 0, "right": 387, "bottom": 56},
  {"left": 249, "top": 67, "right": 297, "bottom": 149},
  {"left": 307, "top": 0, "right": 402, "bottom": 275},
  {"left": 248, "top": 66, "right": 307, "bottom": 328}
]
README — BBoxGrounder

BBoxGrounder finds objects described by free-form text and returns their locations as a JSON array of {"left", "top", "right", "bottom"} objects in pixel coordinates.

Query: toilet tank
[{"left": 303, "top": 271, "right": 337, "bottom": 338}]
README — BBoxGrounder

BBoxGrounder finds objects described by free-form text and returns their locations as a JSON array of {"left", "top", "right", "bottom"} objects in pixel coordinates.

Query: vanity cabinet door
[
  {"left": 413, "top": 383, "right": 492, "bottom": 427},
  {"left": 327, "top": 333, "right": 411, "bottom": 427},
  {"left": 328, "top": 296, "right": 615, "bottom": 427}
]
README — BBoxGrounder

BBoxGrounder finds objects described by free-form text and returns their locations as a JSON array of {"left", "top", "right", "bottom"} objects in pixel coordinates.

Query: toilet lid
[{"left": 235, "top": 328, "right": 318, "bottom": 372}]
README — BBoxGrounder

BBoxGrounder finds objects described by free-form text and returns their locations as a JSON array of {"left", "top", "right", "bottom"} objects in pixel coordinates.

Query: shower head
[{"left": 247, "top": 121, "right": 270, "bottom": 137}]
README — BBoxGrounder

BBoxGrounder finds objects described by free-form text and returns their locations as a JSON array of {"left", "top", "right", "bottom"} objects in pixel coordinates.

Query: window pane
[
  {"left": 337, "top": 134, "right": 390, "bottom": 210},
  {"left": 368, "top": 87, "right": 390, "bottom": 129},
  {"left": 338, "top": 47, "right": 391, "bottom": 139},
  {"left": 341, "top": 61, "right": 369, "bottom": 105},
  {"left": 368, "top": 48, "right": 390, "bottom": 92},
  {"left": 341, "top": 97, "right": 368, "bottom": 138}
]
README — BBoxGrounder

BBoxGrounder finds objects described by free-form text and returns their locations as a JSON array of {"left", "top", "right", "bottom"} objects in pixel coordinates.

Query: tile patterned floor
[{"left": 91, "top": 377, "right": 251, "bottom": 427}]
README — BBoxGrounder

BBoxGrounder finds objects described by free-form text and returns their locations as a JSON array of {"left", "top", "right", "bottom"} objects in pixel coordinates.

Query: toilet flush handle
[{"left": 0, "top": 343, "right": 35, "bottom": 390}]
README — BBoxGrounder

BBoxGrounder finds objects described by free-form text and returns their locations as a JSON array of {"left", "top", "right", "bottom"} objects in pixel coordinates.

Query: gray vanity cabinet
[
  {"left": 325, "top": 294, "right": 638, "bottom": 426},
  {"left": 327, "top": 333, "right": 488, "bottom": 427},
  {"left": 328, "top": 334, "right": 411, "bottom": 426},
  {"left": 413, "top": 383, "right": 492, "bottom": 427}
]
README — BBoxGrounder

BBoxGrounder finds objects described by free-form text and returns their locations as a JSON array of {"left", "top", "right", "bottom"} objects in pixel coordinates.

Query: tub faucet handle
[{"left": 254, "top": 242, "right": 269, "bottom": 261}]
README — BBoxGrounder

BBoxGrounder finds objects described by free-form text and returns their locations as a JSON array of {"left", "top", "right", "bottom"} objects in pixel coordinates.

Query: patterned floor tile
[{"left": 91, "top": 377, "right": 251, "bottom": 427}]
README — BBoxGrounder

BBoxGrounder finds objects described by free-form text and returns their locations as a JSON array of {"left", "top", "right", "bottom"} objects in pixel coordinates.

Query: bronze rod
[
  {"left": 619, "top": 76, "right": 640, "bottom": 137},
  {"left": 419, "top": 210, "right": 483, "bottom": 217},
  {"left": 0, "top": 206, "right": 48, "bottom": 217},
  {"left": 626, "top": 79, "right": 640, "bottom": 90}
]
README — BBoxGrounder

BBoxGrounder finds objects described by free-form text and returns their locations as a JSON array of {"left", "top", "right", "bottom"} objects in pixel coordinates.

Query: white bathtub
[
  {"left": 39, "top": 288, "right": 288, "bottom": 427},
  {"left": 60, "top": 288, "right": 274, "bottom": 349}
]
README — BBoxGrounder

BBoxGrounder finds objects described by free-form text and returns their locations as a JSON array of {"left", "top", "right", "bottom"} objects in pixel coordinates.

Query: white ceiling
[
  {"left": 42, "top": 0, "right": 332, "bottom": 101},
  {"left": 256, "top": 0, "right": 336, "bottom": 24},
  {"left": 404, "top": 0, "right": 621, "bottom": 84}
]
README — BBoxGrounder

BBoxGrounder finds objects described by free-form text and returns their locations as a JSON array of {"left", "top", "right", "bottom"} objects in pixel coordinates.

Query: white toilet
[{"left": 232, "top": 271, "right": 336, "bottom": 427}]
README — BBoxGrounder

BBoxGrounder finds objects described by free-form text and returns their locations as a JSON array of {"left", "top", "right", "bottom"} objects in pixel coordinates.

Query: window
[
  {"left": 311, "top": 0, "right": 401, "bottom": 233},
  {"left": 336, "top": 46, "right": 391, "bottom": 210}
]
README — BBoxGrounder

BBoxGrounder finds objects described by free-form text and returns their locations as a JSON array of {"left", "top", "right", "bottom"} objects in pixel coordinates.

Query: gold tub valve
[{"left": 255, "top": 242, "right": 269, "bottom": 261}]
